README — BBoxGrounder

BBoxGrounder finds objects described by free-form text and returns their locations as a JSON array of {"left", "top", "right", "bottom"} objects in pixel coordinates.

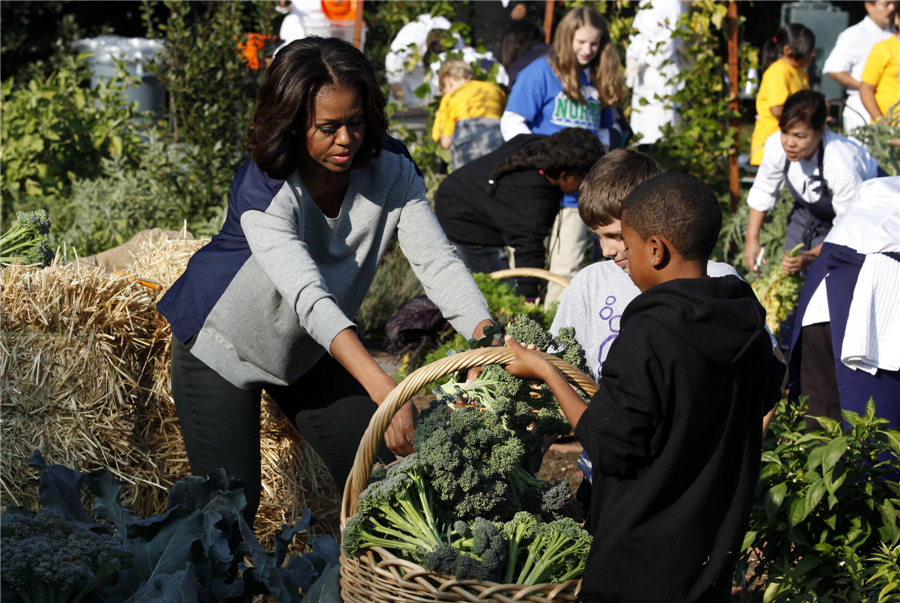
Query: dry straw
[{"left": 1, "top": 236, "right": 340, "bottom": 546}]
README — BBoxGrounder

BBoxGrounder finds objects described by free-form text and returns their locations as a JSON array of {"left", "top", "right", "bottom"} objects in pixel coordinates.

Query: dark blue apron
[
  {"left": 789, "top": 243, "right": 900, "bottom": 429},
  {"left": 783, "top": 141, "right": 836, "bottom": 252}
]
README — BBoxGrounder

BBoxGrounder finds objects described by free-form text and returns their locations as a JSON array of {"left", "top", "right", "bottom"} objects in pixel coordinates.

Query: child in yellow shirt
[
  {"left": 431, "top": 59, "right": 507, "bottom": 150},
  {"left": 861, "top": 10, "right": 900, "bottom": 125},
  {"left": 750, "top": 24, "right": 815, "bottom": 165}
]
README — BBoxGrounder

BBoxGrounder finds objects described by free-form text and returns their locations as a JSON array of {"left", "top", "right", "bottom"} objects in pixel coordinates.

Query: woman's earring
[{"left": 651, "top": 259, "right": 656, "bottom": 265}]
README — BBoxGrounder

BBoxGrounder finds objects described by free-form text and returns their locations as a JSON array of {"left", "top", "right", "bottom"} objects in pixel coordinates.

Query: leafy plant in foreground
[
  {"left": 738, "top": 398, "right": 900, "bottom": 601},
  {"left": 2, "top": 511, "right": 134, "bottom": 603},
  {"left": 0, "top": 450, "right": 340, "bottom": 603}
]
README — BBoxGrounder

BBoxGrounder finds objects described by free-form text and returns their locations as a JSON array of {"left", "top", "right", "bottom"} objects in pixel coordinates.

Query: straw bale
[{"left": 1, "top": 236, "right": 342, "bottom": 547}]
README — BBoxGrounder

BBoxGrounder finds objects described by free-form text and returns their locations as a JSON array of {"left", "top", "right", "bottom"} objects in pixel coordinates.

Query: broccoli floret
[
  {"left": 515, "top": 518, "right": 592, "bottom": 585},
  {"left": 421, "top": 542, "right": 463, "bottom": 576},
  {"left": 551, "top": 326, "right": 591, "bottom": 376},
  {"left": 414, "top": 402, "right": 524, "bottom": 523},
  {"left": 343, "top": 455, "right": 444, "bottom": 561},
  {"left": 534, "top": 407, "right": 571, "bottom": 438},
  {"left": 452, "top": 520, "right": 471, "bottom": 539},
  {"left": 428, "top": 518, "right": 507, "bottom": 582},
  {"left": 1, "top": 511, "right": 133, "bottom": 602},
  {"left": 0, "top": 209, "right": 53, "bottom": 266},
  {"left": 540, "top": 480, "right": 583, "bottom": 522},
  {"left": 505, "top": 315, "right": 554, "bottom": 350},
  {"left": 501, "top": 512, "right": 539, "bottom": 583}
]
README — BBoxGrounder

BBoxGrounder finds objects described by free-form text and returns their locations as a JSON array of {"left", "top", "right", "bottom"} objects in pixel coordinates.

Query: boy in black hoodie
[{"left": 504, "top": 173, "right": 785, "bottom": 603}]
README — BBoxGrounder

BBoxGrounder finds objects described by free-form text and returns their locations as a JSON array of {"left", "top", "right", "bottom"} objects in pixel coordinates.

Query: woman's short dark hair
[
  {"left": 247, "top": 37, "right": 388, "bottom": 178},
  {"left": 780, "top": 89, "right": 828, "bottom": 131}
]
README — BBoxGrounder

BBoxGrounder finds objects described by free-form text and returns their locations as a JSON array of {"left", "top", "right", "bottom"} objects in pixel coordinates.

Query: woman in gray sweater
[{"left": 158, "top": 37, "right": 492, "bottom": 524}]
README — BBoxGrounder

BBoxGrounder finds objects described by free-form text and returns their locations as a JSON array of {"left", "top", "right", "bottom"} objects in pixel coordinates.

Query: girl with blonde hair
[{"left": 500, "top": 6, "right": 624, "bottom": 306}]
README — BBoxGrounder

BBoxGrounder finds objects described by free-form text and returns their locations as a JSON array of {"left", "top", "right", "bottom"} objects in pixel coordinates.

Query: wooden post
[
  {"left": 353, "top": 0, "right": 365, "bottom": 50},
  {"left": 544, "top": 0, "right": 554, "bottom": 44},
  {"left": 728, "top": 0, "right": 739, "bottom": 213}
]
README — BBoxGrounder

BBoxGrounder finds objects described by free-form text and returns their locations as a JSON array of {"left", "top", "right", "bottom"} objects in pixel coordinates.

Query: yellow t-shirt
[
  {"left": 750, "top": 59, "right": 809, "bottom": 165},
  {"left": 431, "top": 80, "right": 507, "bottom": 142},
  {"left": 861, "top": 36, "right": 900, "bottom": 122}
]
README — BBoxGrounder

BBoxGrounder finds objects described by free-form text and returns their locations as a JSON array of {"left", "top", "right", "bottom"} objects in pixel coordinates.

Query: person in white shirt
[
  {"left": 625, "top": 0, "right": 684, "bottom": 145},
  {"left": 744, "top": 90, "right": 879, "bottom": 277},
  {"left": 788, "top": 176, "right": 900, "bottom": 431},
  {"left": 384, "top": 14, "right": 459, "bottom": 109},
  {"left": 822, "top": 0, "right": 896, "bottom": 133}
]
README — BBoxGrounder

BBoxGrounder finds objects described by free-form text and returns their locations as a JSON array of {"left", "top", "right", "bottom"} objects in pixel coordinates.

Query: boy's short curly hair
[
  {"left": 621, "top": 173, "right": 722, "bottom": 262},
  {"left": 577, "top": 149, "right": 664, "bottom": 229}
]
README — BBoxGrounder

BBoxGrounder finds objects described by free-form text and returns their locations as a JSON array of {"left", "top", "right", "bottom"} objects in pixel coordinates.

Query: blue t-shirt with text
[{"left": 506, "top": 57, "right": 613, "bottom": 207}]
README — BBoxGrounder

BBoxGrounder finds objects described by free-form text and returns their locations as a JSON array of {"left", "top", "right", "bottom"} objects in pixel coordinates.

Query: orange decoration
[
  {"left": 321, "top": 0, "right": 357, "bottom": 21},
  {"left": 236, "top": 33, "right": 272, "bottom": 70}
]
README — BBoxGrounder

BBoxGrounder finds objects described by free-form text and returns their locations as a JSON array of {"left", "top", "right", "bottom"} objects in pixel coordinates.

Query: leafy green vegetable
[
  {"left": 750, "top": 244, "right": 805, "bottom": 336},
  {"left": 0, "top": 450, "right": 341, "bottom": 603},
  {"left": 738, "top": 398, "right": 900, "bottom": 599},
  {"left": 0, "top": 209, "right": 53, "bottom": 266},
  {"left": 1, "top": 511, "right": 134, "bottom": 603}
]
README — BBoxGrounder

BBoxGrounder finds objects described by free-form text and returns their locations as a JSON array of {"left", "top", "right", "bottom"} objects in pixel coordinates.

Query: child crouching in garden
[{"left": 503, "top": 173, "right": 786, "bottom": 603}]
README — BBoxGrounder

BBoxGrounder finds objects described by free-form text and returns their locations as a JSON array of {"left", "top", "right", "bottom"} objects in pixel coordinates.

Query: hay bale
[{"left": 1, "top": 237, "right": 341, "bottom": 546}]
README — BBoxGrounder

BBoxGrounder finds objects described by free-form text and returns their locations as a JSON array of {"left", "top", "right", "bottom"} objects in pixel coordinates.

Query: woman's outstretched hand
[{"left": 385, "top": 400, "right": 418, "bottom": 457}]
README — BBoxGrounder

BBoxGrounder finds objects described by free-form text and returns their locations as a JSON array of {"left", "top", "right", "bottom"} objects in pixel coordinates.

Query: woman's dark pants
[{"left": 171, "top": 336, "right": 395, "bottom": 525}]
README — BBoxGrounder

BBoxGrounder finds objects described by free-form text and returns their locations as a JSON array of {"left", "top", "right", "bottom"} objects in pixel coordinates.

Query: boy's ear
[{"left": 647, "top": 235, "right": 670, "bottom": 269}]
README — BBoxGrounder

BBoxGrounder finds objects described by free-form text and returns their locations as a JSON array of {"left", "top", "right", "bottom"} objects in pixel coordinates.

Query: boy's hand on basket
[
  {"left": 503, "top": 335, "right": 553, "bottom": 382},
  {"left": 385, "top": 401, "right": 418, "bottom": 456}
]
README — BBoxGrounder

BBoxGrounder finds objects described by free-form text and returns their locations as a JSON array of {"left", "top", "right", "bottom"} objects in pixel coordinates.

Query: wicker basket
[
  {"left": 488, "top": 268, "right": 571, "bottom": 291},
  {"left": 340, "top": 347, "right": 599, "bottom": 602}
]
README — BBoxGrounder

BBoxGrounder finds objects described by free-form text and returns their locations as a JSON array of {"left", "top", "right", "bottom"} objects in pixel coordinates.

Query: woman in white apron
[{"left": 743, "top": 90, "right": 879, "bottom": 277}]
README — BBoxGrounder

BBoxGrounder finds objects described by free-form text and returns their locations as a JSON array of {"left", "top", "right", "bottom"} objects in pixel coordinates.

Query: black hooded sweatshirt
[{"left": 574, "top": 275, "right": 784, "bottom": 603}]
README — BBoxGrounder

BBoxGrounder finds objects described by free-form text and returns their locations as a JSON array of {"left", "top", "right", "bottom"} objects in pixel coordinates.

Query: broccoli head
[
  {"left": 515, "top": 518, "right": 592, "bottom": 585},
  {"left": 505, "top": 315, "right": 554, "bottom": 350},
  {"left": 539, "top": 480, "right": 583, "bottom": 523},
  {"left": 534, "top": 407, "right": 571, "bottom": 438},
  {"left": 1, "top": 209, "right": 54, "bottom": 267},
  {"left": 1, "top": 511, "right": 133, "bottom": 602}
]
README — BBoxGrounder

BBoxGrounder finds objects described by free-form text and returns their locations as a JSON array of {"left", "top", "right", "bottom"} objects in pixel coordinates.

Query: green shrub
[
  {"left": 0, "top": 54, "right": 147, "bottom": 229},
  {"left": 61, "top": 134, "right": 190, "bottom": 256},
  {"left": 851, "top": 102, "right": 900, "bottom": 177},
  {"left": 141, "top": 0, "right": 279, "bottom": 236},
  {"left": 738, "top": 398, "right": 900, "bottom": 601}
]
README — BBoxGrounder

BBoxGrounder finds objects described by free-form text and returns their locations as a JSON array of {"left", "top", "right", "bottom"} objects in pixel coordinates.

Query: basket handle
[
  {"left": 341, "top": 346, "right": 599, "bottom": 523},
  {"left": 489, "top": 268, "right": 571, "bottom": 289}
]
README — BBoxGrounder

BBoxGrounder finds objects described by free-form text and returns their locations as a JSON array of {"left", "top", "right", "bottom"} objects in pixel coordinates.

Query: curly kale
[
  {"left": 551, "top": 326, "right": 590, "bottom": 376},
  {"left": 413, "top": 403, "right": 522, "bottom": 523},
  {"left": 1, "top": 511, "right": 134, "bottom": 602},
  {"left": 534, "top": 407, "right": 571, "bottom": 438},
  {"left": 540, "top": 480, "right": 583, "bottom": 522},
  {"left": 0, "top": 209, "right": 53, "bottom": 266},
  {"left": 505, "top": 315, "right": 554, "bottom": 350}
]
